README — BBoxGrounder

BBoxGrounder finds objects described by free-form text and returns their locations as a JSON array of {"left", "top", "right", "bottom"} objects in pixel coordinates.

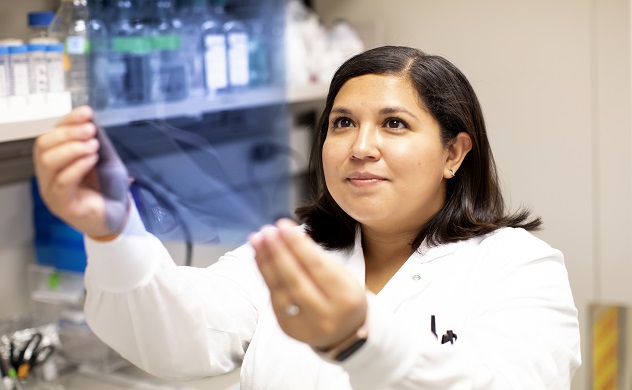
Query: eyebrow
[
  {"left": 330, "top": 107, "right": 353, "bottom": 115},
  {"left": 330, "top": 106, "right": 419, "bottom": 120}
]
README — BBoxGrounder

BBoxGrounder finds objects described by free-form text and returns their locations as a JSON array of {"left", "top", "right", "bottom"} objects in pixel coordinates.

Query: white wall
[
  {"left": 595, "top": 0, "right": 632, "bottom": 304},
  {"left": 314, "top": 1, "right": 604, "bottom": 389},
  {"left": 0, "top": 182, "right": 36, "bottom": 318},
  {"left": 0, "top": 0, "right": 58, "bottom": 41}
]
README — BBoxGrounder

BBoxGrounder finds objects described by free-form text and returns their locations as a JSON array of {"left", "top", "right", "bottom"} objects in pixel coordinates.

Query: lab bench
[
  {"left": 1, "top": 267, "right": 242, "bottom": 390},
  {"left": 51, "top": 365, "right": 240, "bottom": 390}
]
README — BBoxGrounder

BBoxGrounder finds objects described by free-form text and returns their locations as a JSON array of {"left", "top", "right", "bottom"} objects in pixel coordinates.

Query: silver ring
[{"left": 284, "top": 304, "right": 300, "bottom": 317}]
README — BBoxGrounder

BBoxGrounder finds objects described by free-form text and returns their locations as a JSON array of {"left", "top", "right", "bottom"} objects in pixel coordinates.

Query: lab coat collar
[
  {"left": 340, "top": 227, "right": 462, "bottom": 288},
  {"left": 348, "top": 226, "right": 461, "bottom": 265},
  {"left": 345, "top": 229, "right": 462, "bottom": 310},
  {"left": 415, "top": 239, "right": 461, "bottom": 264}
]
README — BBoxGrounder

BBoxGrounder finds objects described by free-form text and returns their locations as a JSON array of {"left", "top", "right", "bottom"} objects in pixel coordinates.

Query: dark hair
[{"left": 295, "top": 46, "right": 541, "bottom": 250}]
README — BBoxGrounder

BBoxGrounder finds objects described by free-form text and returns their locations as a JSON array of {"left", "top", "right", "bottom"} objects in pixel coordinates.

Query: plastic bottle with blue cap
[
  {"left": 46, "top": 44, "right": 65, "bottom": 93},
  {"left": 8, "top": 45, "right": 30, "bottom": 97},
  {"left": 0, "top": 45, "right": 9, "bottom": 122},
  {"left": 28, "top": 11, "right": 57, "bottom": 42},
  {"left": 28, "top": 43, "right": 49, "bottom": 94},
  {"left": 0, "top": 46, "right": 8, "bottom": 98}
]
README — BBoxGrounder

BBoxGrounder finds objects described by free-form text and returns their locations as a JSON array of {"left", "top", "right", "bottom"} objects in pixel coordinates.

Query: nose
[{"left": 350, "top": 124, "right": 380, "bottom": 161}]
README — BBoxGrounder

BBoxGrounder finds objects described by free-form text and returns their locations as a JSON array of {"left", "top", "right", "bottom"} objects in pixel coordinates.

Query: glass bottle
[
  {"left": 179, "top": 0, "right": 208, "bottom": 96},
  {"left": 48, "top": 0, "right": 109, "bottom": 108},
  {"left": 202, "top": 0, "right": 229, "bottom": 94},
  {"left": 49, "top": 0, "right": 89, "bottom": 107},
  {"left": 91, "top": 0, "right": 113, "bottom": 22},
  {"left": 247, "top": 18, "right": 270, "bottom": 87},
  {"left": 89, "top": 16, "right": 110, "bottom": 109},
  {"left": 108, "top": 0, "right": 152, "bottom": 106},
  {"left": 146, "top": 0, "right": 188, "bottom": 102},
  {"left": 223, "top": 4, "right": 250, "bottom": 89}
]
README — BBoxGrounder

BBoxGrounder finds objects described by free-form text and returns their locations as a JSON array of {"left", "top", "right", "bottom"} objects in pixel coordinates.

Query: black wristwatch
[{"left": 318, "top": 324, "right": 368, "bottom": 362}]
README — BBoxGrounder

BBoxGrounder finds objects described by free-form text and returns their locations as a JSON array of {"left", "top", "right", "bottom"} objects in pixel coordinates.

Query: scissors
[{"left": 10, "top": 333, "right": 55, "bottom": 380}]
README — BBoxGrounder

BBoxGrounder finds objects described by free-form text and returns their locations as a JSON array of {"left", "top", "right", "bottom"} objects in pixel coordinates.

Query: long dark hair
[{"left": 295, "top": 46, "right": 541, "bottom": 250}]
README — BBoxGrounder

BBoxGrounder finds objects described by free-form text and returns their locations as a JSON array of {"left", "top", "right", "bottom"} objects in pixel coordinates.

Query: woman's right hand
[{"left": 33, "top": 106, "right": 129, "bottom": 239}]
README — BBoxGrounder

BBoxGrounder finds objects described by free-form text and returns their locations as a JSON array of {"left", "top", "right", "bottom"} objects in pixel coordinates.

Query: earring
[{"left": 449, "top": 169, "right": 455, "bottom": 178}]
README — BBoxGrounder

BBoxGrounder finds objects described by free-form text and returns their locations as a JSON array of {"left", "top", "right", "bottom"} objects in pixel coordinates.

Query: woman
[{"left": 33, "top": 46, "right": 581, "bottom": 389}]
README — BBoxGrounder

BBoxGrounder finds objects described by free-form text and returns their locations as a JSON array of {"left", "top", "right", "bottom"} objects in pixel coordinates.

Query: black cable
[
  {"left": 109, "top": 120, "right": 305, "bottom": 266},
  {"left": 248, "top": 141, "right": 308, "bottom": 219},
  {"left": 130, "top": 178, "right": 194, "bottom": 267}
]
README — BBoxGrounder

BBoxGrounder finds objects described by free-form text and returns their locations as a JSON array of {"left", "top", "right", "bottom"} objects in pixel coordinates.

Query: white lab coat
[{"left": 83, "top": 206, "right": 581, "bottom": 389}]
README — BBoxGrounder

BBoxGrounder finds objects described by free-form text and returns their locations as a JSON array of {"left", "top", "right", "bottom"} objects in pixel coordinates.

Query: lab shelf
[
  {"left": 0, "top": 84, "right": 328, "bottom": 144},
  {"left": 0, "top": 117, "right": 61, "bottom": 143}
]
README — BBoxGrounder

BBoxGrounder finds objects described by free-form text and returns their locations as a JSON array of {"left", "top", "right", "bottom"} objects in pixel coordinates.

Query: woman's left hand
[{"left": 249, "top": 219, "right": 367, "bottom": 350}]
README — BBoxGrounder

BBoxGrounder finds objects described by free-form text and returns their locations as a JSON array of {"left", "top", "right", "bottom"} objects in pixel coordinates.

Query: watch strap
[{"left": 316, "top": 323, "right": 368, "bottom": 362}]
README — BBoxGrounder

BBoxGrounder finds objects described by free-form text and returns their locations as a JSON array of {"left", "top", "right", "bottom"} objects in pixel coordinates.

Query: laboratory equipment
[
  {"left": 49, "top": 0, "right": 109, "bottom": 108},
  {"left": 0, "top": 46, "right": 8, "bottom": 98},
  {"left": 46, "top": 44, "right": 66, "bottom": 93},
  {"left": 28, "top": 44, "right": 49, "bottom": 94},
  {"left": 223, "top": 4, "right": 250, "bottom": 88},
  {"left": 8, "top": 45, "right": 29, "bottom": 97},
  {"left": 248, "top": 19, "right": 271, "bottom": 87},
  {"left": 178, "top": 0, "right": 208, "bottom": 96},
  {"left": 27, "top": 12, "right": 56, "bottom": 42},
  {"left": 108, "top": 0, "right": 152, "bottom": 106},
  {"left": 145, "top": 0, "right": 188, "bottom": 102},
  {"left": 87, "top": 0, "right": 291, "bottom": 246},
  {"left": 202, "top": 1, "right": 229, "bottom": 93}
]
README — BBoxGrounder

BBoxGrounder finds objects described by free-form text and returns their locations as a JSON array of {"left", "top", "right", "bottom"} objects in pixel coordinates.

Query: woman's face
[{"left": 322, "top": 74, "right": 449, "bottom": 235}]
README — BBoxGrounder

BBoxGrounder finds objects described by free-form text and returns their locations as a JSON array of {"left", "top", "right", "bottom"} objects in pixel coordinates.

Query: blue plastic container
[{"left": 31, "top": 178, "right": 87, "bottom": 273}]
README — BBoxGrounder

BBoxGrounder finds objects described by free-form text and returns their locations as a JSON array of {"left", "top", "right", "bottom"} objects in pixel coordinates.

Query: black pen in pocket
[{"left": 430, "top": 315, "right": 458, "bottom": 344}]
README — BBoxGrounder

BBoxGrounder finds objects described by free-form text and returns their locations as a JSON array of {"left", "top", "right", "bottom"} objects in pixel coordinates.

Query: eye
[
  {"left": 331, "top": 117, "right": 354, "bottom": 128},
  {"left": 384, "top": 118, "right": 408, "bottom": 129}
]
